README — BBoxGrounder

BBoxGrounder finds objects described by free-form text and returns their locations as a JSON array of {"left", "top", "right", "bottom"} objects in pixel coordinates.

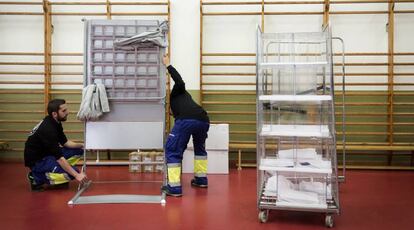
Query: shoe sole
[
  {"left": 165, "top": 193, "right": 182, "bottom": 197},
  {"left": 191, "top": 183, "right": 208, "bottom": 188},
  {"left": 161, "top": 187, "right": 182, "bottom": 197}
]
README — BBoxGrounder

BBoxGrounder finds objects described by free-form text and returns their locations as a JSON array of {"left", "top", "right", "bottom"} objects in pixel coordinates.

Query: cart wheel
[
  {"left": 258, "top": 210, "right": 269, "bottom": 223},
  {"left": 325, "top": 215, "right": 334, "bottom": 228}
]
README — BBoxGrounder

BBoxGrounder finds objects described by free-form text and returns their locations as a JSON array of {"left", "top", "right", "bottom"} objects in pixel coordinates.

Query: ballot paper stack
[
  {"left": 154, "top": 152, "right": 165, "bottom": 172},
  {"left": 141, "top": 152, "right": 154, "bottom": 172},
  {"left": 129, "top": 151, "right": 142, "bottom": 172},
  {"left": 129, "top": 151, "right": 164, "bottom": 173}
]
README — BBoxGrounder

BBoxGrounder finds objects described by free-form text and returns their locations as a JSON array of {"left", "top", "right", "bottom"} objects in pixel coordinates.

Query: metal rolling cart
[
  {"left": 69, "top": 19, "right": 168, "bottom": 205},
  {"left": 255, "top": 26, "right": 345, "bottom": 227}
]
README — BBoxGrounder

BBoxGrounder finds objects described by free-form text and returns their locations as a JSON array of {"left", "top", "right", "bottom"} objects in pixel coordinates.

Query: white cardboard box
[{"left": 182, "top": 124, "right": 229, "bottom": 174}]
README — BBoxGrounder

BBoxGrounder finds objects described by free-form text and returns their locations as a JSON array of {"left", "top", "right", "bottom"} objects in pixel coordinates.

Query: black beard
[{"left": 58, "top": 115, "right": 67, "bottom": 122}]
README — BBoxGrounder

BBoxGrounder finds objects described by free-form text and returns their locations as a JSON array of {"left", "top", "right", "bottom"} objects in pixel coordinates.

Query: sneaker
[
  {"left": 191, "top": 178, "right": 208, "bottom": 188},
  {"left": 27, "top": 172, "right": 44, "bottom": 192},
  {"left": 161, "top": 185, "right": 182, "bottom": 197}
]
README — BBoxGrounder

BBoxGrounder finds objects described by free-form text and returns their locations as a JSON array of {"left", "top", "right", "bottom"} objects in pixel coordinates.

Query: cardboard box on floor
[{"left": 182, "top": 124, "right": 229, "bottom": 174}]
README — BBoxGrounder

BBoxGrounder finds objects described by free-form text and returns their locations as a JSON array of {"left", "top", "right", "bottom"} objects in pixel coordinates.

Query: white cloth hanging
[{"left": 77, "top": 83, "right": 110, "bottom": 121}]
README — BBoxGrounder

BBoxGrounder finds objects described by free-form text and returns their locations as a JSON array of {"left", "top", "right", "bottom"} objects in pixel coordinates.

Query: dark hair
[{"left": 47, "top": 99, "right": 66, "bottom": 116}]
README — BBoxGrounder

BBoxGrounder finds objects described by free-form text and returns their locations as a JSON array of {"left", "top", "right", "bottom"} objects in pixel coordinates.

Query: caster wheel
[
  {"left": 325, "top": 215, "right": 334, "bottom": 228},
  {"left": 258, "top": 210, "right": 269, "bottom": 223}
]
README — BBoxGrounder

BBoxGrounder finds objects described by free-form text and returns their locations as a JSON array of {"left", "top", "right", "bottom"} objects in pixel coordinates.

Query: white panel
[
  {"left": 85, "top": 122, "right": 164, "bottom": 149},
  {"left": 182, "top": 124, "right": 229, "bottom": 174},
  {"left": 186, "top": 124, "right": 229, "bottom": 150},
  {"left": 182, "top": 150, "right": 229, "bottom": 174}
]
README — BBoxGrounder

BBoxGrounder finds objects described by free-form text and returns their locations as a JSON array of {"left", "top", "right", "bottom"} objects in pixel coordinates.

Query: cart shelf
[
  {"left": 260, "top": 124, "right": 331, "bottom": 138},
  {"left": 259, "top": 95, "right": 332, "bottom": 102},
  {"left": 259, "top": 61, "right": 328, "bottom": 68}
]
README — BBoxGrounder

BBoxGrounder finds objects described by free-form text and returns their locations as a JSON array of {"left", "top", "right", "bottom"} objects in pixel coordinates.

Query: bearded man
[{"left": 24, "top": 99, "right": 87, "bottom": 191}]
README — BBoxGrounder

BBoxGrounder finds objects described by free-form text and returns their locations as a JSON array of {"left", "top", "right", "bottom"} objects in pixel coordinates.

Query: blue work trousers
[
  {"left": 31, "top": 147, "right": 83, "bottom": 185},
  {"left": 165, "top": 119, "right": 210, "bottom": 191}
]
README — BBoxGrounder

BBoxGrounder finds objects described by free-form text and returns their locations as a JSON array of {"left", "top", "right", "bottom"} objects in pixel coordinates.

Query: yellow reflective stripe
[
  {"left": 194, "top": 159, "right": 207, "bottom": 174},
  {"left": 67, "top": 156, "right": 81, "bottom": 166},
  {"left": 167, "top": 166, "right": 181, "bottom": 185},
  {"left": 46, "top": 173, "right": 70, "bottom": 185}
]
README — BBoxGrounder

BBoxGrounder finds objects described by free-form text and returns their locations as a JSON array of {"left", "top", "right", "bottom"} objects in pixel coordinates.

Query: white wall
[
  {"left": 169, "top": 0, "right": 200, "bottom": 89},
  {"left": 200, "top": 1, "right": 414, "bottom": 91},
  {"left": 0, "top": 0, "right": 413, "bottom": 90}
]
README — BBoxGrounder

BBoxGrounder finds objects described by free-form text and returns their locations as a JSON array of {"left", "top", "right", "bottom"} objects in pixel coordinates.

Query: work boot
[
  {"left": 27, "top": 172, "right": 44, "bottom": 192},
  {"left": 161, "top": 185, "right": 182, "bottom": 197},
  {"left": 191, "top": 177, "right": 208, "bottom": 188}
]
